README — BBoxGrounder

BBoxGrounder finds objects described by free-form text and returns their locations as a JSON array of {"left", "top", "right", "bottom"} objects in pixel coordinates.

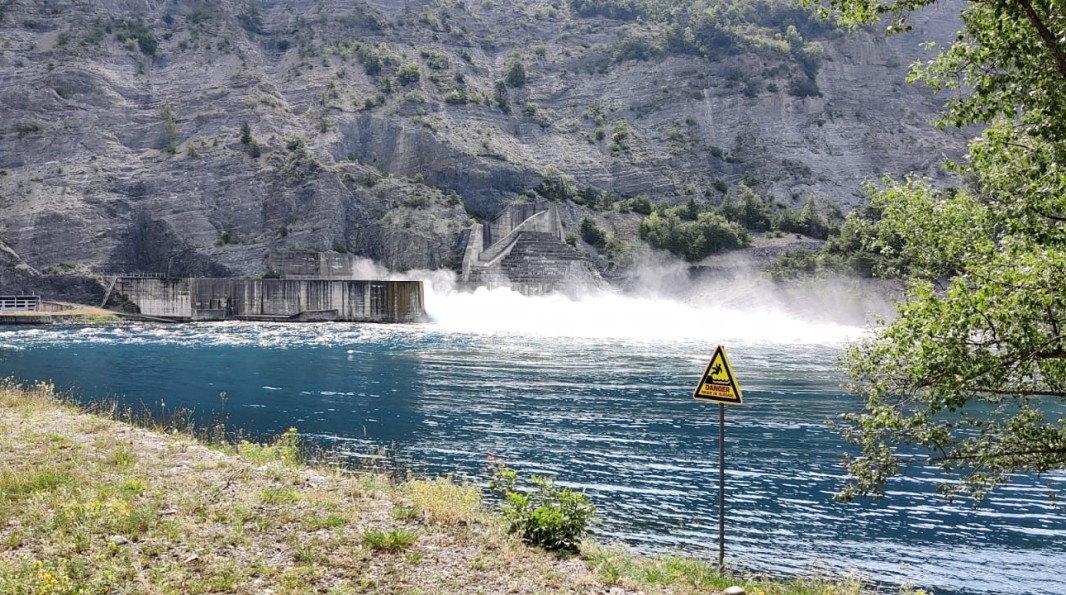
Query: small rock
[
  {"left": 723, "top": 587, "right": 746, "bottom": 595},
  {"left": 107, "top": 535, "right": 128, "bottom": 545}
]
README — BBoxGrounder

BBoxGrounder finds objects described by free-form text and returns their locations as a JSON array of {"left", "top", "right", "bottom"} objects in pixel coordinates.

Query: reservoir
[{"left": 1, "top": 285, "right": 1063, "bottom": 595}]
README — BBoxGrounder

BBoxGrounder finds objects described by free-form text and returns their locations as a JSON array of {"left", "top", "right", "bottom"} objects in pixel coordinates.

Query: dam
[{"left": 103, "top": 277, "right": 425, "bottom": 323}]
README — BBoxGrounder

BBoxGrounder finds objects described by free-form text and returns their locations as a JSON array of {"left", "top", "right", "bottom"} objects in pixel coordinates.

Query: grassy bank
[
  {"left": 0, "top": 306, "right": 120, "bottom": 325},
  {"left": 0, "top": 381, "right": 897, "bottom": 594}
]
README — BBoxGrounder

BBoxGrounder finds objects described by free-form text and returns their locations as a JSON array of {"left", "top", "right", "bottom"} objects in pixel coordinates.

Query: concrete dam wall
[{"left": 107, "top": 278, "right": 425, "bottom": 323}]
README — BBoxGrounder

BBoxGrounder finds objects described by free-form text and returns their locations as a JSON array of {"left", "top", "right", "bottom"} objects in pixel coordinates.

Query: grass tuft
[
  {"left": 362, "top": 527, "right": 417, "bottom": 552},
  {"left": 401, "top": 475, "right": 483, "bottom": 526}
]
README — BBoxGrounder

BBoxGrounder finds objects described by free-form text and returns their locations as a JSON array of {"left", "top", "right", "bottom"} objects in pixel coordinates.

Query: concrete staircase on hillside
[{"left": 460, "top": 203, "right": 604, "bottom": 295}]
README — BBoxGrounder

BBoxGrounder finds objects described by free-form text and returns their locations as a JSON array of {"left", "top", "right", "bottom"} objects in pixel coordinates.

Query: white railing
[{"left": 0, "top": 296, "right": 41, "bottom": 312}]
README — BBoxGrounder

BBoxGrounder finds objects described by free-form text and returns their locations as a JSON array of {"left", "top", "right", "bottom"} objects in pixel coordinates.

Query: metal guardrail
[{"left": 103, "top": 272, "right": 166, "bottom": 278}]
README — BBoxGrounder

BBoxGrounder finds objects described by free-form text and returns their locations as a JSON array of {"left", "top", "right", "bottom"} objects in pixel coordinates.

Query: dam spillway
[{"left": 104, "top": 277, "right": 425, "bottom": 323}]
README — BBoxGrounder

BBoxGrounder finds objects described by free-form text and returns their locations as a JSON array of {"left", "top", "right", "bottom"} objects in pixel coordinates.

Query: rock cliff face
[{"left": 0, "top": 0, "right": 965, "bottom": 301}]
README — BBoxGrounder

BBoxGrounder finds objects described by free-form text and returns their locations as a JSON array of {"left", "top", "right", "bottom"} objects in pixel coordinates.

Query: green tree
[
  {"left": 639, "top": 210, "right": 749, "bottom": 261},
  {"left": 816, "top": 0, "right": 1066, "bottom": 502},
  {"left": 736, "top": 184, "right": 771, "bottom": 231},
  {"left": 493, "top": 80, "right": 511, "bottom": 114},
  {"left": 536, "top": 165, "right": 578, "bottom": 201},
  {"left": 772, "top": 197, "right": 828, "bottom": 239},
  {"left": 504, "top": 54, "right": 527, "bottom": 88}
]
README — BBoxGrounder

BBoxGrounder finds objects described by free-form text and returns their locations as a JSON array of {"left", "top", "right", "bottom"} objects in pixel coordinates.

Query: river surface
[{"left": 1, "top": 287, "right": 1064, "bottom": 595}]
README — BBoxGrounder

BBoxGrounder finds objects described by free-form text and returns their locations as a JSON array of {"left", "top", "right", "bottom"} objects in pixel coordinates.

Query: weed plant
[{"left": 489, "top": 462, "right": 595, "bottom": 553}]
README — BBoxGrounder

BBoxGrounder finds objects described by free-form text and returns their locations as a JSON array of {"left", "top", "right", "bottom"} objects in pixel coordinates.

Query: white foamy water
[{"left": 423, "top": 285, "right": 863, "bottom": 344}]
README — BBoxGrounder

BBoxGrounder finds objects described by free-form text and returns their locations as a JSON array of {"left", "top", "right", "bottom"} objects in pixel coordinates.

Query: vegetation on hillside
[
  {"left": 572, "top": 0, "right": 833, "bottom": 94},
  {"left": 626, "top": 187, "right": 837, "bottom": 262},
  {"left": 526, "top": 160, "right": 840, "bottom": 262}
]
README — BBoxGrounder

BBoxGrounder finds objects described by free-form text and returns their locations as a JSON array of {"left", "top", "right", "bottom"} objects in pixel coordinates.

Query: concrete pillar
[{"left": 461, "top": 223, "right": 484, "bottom": 281}]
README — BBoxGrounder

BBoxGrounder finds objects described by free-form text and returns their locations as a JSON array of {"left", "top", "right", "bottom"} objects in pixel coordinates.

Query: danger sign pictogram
[{"left": 693, "top": 345, "right": 743, "bottom": 405}]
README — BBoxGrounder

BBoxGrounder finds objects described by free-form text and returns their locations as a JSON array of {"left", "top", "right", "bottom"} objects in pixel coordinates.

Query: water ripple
[{"left": 1, "top": 320, "right": 1064, "bottom": 595}]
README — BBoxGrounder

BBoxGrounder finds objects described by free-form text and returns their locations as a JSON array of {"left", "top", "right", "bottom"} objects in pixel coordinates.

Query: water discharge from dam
[{"left": 1, "top": 275, "right": 1064, "bottom": 595}]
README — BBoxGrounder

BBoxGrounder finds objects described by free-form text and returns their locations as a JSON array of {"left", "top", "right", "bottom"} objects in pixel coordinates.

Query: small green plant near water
[
  {"left": 238, "top": 427, "right": 302, "bottom": 466},
  {"left": 489, "top": 462, "right": 595, "bottom": 553},
  {"left": 362, "top": 527, "right": 417, "bottom": 552}
]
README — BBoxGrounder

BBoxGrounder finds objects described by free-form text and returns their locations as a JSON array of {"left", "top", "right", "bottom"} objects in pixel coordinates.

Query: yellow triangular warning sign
[{"left": 693, "top": 345, "right": 743, "bottom": 405}]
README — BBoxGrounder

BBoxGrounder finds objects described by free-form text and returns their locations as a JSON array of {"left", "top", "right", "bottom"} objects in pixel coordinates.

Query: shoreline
[
  {"left": 0, "top": 305, "right": 121, "bottom": 325},
  {"left": 0, "top": 381, "right": 889, "bottom": 594}
]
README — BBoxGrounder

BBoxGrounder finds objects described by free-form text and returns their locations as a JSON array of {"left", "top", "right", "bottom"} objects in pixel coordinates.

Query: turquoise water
[{"left": 1, "top": 287, "right": 1064, "bottom": 594}]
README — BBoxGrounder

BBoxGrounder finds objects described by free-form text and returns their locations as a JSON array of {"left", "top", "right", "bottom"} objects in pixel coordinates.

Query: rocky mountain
[{"left": 0, "top": 0, "right": 965, "bottom": 302}]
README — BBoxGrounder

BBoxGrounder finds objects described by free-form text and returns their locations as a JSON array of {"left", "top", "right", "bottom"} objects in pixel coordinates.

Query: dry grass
[
  {"left": 0, "top": 380, "right": 906, "bottom": 594},
  {"left": 0, "top": 380, "right": 606, "bottom": 594},
  {"left": 0, "top": 306, "right": 119, "bottom": 323}
]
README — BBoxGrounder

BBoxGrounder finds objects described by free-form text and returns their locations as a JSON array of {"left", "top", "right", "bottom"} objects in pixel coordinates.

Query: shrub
[
  {"left": 494, "top": 80, "right": 511, "bottom": 113},
  {"left": 605, "top": 233, "right": 632, "bottom": 265},
  {"left": 772, "top": 197, "right": 829, "bottom": 239},
  {"left": 612, "top": 31, "right": 663, "bottom": 62},
  {"left": 788, "top": 76, "right": 821, "bottom": 98},
  {"left": 357, "top": 45, "right": 383, "bottom": 75},
  {"left": 628, "top": 194, "right": 653, "bottom": 215},
  {"left": 580, "top": 217, "right": 608, "bottom": 249},
  {"left": 504, "top": 54, "right": 527, "bottom": 87},
  {"left": 114, "top": 18, "right": 157, "bottom": 56},
  {"left": 444, "top": 89, "right": 469, "bottom": 104},
  {"left": 286, "top": 136, "right": 307, "bottom": 153},
  {"left": 397, "top": 62, "right": 421, "bottom": 85},
  {"left": 489, "top": 464, "right": 595, "bottom": 553},
  {"left": 536, "top": 165, "right": 579, "bottom": 201},
  {"left": 639, "top": 210, "right": 750, "bottom": 261}
]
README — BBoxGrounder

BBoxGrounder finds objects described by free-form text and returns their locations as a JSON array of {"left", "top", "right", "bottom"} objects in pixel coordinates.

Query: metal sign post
[
  {"left": 718, "top": 402, "right": 726, "bottom": 570},
  {"left": 692, "top": 345, "right": 743, "bottom": 572}
]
